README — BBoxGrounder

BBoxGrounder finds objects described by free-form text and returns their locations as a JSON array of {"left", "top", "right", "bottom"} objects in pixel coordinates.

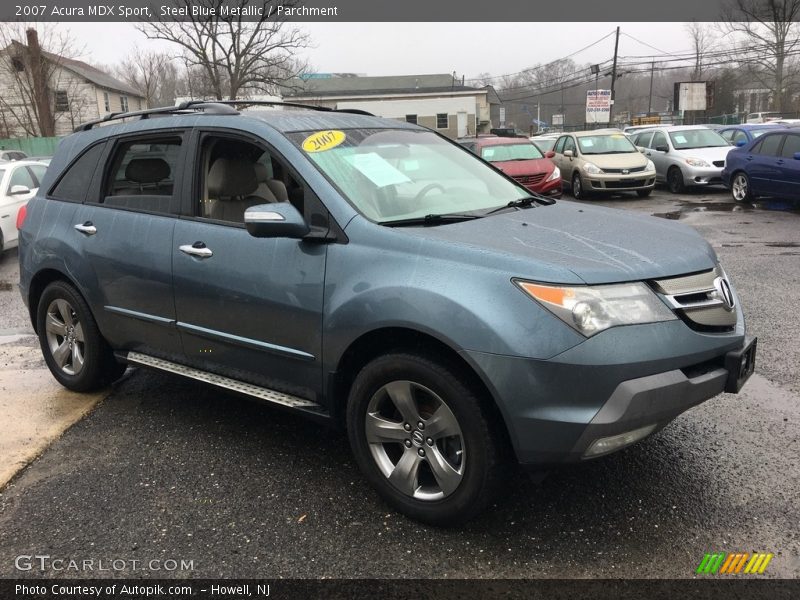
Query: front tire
[
  {"left": 667, "top": 167, "right": 686, "bottom": 194},
  {"left": 36, "top": 281, "right": 125, "bottom": 392},
  {"left": 572, "top": 172, "right": 587, "bottom": 199},
  {"left": 731, "top": 171, "right": 753, "bottom": 202},
  {"left": 346, "top": 353, "right": 507, "bottom": 526}
]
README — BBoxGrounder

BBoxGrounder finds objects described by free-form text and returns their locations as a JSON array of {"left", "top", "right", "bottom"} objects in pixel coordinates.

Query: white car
[
  {"left": 745, "top": 112, "right": 782, "bottom": 124},
  {"left": 0, "top": 160, "right": 47, "bottom": 253}
]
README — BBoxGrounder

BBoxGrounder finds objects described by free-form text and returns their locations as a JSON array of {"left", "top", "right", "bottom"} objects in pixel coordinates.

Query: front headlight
[
  {"left": 583, "top": 162, "right": 603, "bottom": 175},
  {"left": 645, "top": 160, "right": 655, "bottom": 171},
  {"left": 546, "top": 166, "right": 561, "bottom": 182},
  {"left": 685, "top": 157, "right": 711, "bottom": 167},
  {"left": 514, "top": 280, "right": 677, "bottom": 336}
]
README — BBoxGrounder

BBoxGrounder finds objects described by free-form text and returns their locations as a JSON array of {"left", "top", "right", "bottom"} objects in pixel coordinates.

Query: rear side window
[
  {"left": 780, "top": 134, "right": 800, "bottom": 158},
  {"left": 50, "top": 143, "right": 107, "bottom": 202},
  {"left": 101, "top": 137, "right": 182, "bottom": 214}
]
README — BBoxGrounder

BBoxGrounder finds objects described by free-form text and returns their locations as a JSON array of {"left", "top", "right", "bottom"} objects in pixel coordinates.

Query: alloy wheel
[
  {"left": 365, "top": 380, "right": 465, "bottom": 501},
  {"left": 732, "top": 174, "right": 749, "bottom": 202},
  {"left": 44, "top": 298, "right": 85, "bottom": 376}
]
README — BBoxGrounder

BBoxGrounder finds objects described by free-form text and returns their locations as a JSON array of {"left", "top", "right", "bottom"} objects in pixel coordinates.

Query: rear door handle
[
  {"left": 74, "top": 222, "right": 97, "bottom": 235},
  {"left": 179, "top": 242, "right": 213, "bottom": 259}
]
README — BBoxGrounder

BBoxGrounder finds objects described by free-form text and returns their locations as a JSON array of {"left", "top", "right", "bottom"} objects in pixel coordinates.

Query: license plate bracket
[{"left": 724, "top": 336, "right": 757, "bottom": 393}]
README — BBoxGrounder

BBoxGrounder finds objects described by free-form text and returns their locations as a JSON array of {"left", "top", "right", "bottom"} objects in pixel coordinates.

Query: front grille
[
  {"left": 650, "top": 267, "right": 736, "bottom": 332},
  {"left": 605, "top": 179, "right": 646, "bottom": 189},
  {"left": 513, "top": 173, "right": 546, "bottom": 186},
  {"left": 603, "top": 166, "right": 645, "bottom": 174},
  {"left": 713, "top": 160, "right": 725, "bottom": 168}
]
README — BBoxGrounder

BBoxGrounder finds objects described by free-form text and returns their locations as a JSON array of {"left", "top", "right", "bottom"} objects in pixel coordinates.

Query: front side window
[
  {"left": 668, "top": 129, "right": 729, "bottom": 150},
  {"left": 553, "top": 136, "right": 566, "bottom": 154},
  {"left": 577, "top": 134, "right": 637, "bottom": 155},
  {"left": 651, "top": 132, "right": 668, "bottom": 150},
  {"left": 732, "top": 130, "right": 748, "bottom": 144},
  {"left": 756, "top": 134, "right": 784, "bottom": 156},
  {"left": 481, "top": 143, "right": 543, "bottom": 162},
  {"left": 563, "top": 137, "right": 576, "bottom": 154},
  {"left": 8, "top": 166, "right": 36, "bottom": 193},
  {"left": 288, "top": 128, "right": 531, "bottom": 223}
]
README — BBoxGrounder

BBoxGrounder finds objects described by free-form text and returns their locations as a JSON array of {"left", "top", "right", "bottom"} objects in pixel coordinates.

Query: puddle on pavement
[{"left": 653, "top": 198, "right": 800, "bottom": 220}]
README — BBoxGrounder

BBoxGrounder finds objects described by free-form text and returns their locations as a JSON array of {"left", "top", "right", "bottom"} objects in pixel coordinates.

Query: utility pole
[
  {"left": 609, "top": 26, "right": 620, "bottom": 124},
  {"left": 648, "top": 61, "right": 655, "bottom": 115}
]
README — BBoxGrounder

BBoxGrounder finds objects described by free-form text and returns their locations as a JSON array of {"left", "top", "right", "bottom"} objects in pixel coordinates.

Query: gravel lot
[{"left": 0, "top": 186, "right": 798, "bottom": 579}]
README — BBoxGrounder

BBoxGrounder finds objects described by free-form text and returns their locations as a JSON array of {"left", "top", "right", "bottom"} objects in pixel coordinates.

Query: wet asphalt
[{"left": 0, "top": 187, "right": 798, "bottom": 579}]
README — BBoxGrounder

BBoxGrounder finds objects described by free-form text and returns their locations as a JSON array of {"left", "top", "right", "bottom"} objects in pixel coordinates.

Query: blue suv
[{"left": 18, "top": 102, "right": 756, "bottom": 525}]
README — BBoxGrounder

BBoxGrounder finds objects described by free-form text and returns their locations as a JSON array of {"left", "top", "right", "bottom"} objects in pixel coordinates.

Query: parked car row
[{"left": 0, "top": 160, "right": 49, "bottom": 253}]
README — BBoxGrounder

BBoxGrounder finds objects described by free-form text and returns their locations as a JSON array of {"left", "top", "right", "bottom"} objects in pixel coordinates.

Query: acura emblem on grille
[{"left": 713, "top": 277, "right": 735, "bottom": 311}]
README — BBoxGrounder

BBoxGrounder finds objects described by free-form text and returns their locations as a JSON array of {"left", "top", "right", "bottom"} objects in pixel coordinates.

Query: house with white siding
[{"left": 0, "top": 32, "right": 146, "bottom": 138}]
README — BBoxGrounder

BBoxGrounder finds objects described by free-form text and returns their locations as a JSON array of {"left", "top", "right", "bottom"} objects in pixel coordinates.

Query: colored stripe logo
[{"left": 696, "top": 552, "right": 773, "bottom": 574}]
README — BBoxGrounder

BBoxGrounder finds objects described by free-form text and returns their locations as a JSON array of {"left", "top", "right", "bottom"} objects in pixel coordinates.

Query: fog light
[{"left": 583, "top": 424, "right": 657, "bottom": 458}]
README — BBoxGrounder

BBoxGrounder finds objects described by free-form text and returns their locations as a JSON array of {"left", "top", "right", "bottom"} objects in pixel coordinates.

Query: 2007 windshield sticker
[{"left": 302, "top": 130, "right": 346, "bottom": 153}]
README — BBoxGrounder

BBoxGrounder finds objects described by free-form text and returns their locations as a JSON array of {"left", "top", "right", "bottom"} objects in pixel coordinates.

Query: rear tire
[
  {"left": 731, "top": 171, "right": 753, "bottom": 203},
  {"left": 346, "top": 353, "right": 508, "bottom": 526},
  {"left": 667, "top": 167, "right": 686, "bottom": 194},
  {"left": 36, "top": 280, "right": 125, "bottom": 392}
]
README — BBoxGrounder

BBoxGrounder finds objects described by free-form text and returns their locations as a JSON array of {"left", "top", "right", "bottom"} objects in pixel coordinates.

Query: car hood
[
  {"left": 492, "top": 158, "right": 554, "bottom": 176},
  {"left": 673, "top": 146, "right": 732, "bottom": 161},
  {"left": 577, "top": 152, "right": 649, "bottom": 170},
  {"left": 403, "top": 200, "right": 717, "bottom": 285}
]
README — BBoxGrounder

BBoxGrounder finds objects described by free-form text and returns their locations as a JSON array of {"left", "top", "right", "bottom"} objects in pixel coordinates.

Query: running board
[{"left": 125, "top": 351, "right": 326, "bottom": 413}]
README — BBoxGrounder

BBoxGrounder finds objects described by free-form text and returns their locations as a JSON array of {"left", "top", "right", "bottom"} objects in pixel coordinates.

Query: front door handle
[
  {"left": 74, "top": 222, "right": 97, "bottom": 235},
  {"left": 179, "top": 242, "right": 213, "bottom": 259}
]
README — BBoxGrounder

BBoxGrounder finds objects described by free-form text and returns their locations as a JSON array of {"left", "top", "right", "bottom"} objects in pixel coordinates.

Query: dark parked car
[
  {"left": 458, "top": 136, "right": 562, "bottom": 197},
  {"left": 19, "top": 101, "right": 756, "bottom": 525},
  {"left": 723, "top": 129, "right": 800, "bottom": 202},
  {"left": 718, "top": 123, "right": 785, "bottom": 147}
]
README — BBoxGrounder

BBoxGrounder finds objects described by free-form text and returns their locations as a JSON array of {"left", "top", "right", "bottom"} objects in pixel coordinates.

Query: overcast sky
[{"left": 64, "top": 22, "right": 700, "bottom": 79}]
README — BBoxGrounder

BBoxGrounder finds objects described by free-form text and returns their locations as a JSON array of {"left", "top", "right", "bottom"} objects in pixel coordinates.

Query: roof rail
[
  {"left": 208, "top": 99, "right": 375, "bottom": 116},
  {"left": 74, "top": 101, "right": 239, "bottom": 132}
]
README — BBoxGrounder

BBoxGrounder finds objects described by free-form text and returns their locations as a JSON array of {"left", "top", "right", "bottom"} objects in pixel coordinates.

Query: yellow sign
[{"left": 302, "top": 130, "right": 346, "bottom": 153}]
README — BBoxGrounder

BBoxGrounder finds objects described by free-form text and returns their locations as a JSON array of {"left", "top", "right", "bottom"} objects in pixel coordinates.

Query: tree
[
  {"left": 116, "top": 48, "right": 178, "bottom": 108},
  {"left": 720, "top": 0, "right": 800, "bottom": 112},
  {"left": 686, "top": 22, "right": 712, "bottom": 81},
  {"left": 0, "top": 23, "right": 83, "bottom": 136},
  {"left": 139, "top": 0, "right": 309, "bottom": 100}
]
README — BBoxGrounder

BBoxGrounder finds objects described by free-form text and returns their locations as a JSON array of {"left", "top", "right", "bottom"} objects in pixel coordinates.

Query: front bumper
[
  {"left": 463, "top": 318, "right": 750, "bottom": 468},
  {"left": 682, "top": 165, "right": 725, "bottom": 186},
  {"left": 583, "top": 170, "right": 656, "bottom": 192},
  {"left": 526, "top": 177, "right": 562, "bottom": 198}
]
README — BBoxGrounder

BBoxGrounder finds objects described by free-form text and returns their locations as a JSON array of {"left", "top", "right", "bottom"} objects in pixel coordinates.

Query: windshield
[
  {"left": 532, "top": 138, "right": 556, "bottom": 152},
  {"left": 669, "top": 129, "right": 729, "bottom": 149},
  {"left": 577, "top": 134, "right": 637, "bottom": 155},
  {"left": 481, "top": 143, "right": 543, "bottom": 161},
  {"left": 290, "top": 128, "right": 531, "bottom": 223}
]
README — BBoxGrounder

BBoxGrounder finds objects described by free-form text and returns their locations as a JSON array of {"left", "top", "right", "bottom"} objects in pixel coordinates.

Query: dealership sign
[{"left": 586, "top": 90, "right": 611, "bottom": 123}]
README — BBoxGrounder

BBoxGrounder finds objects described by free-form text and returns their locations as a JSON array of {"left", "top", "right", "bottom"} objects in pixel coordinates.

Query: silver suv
[{"left": 632, "top": 125, "right": 733, "bottom": 193}]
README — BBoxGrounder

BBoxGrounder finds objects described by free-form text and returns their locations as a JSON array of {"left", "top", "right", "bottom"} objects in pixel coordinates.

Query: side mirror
[
  {"left": 736, "top": 140, "right": 747, "bottom": 147},
  {"left": 244, "top": 203, "right": 309, "bottom": 239},
  {"left": 545, "top": 150, "right": 556, "bottom": 158},
  {"left": 637, "top": 146, "right": 646, "bottom": 153},
  {"left": 793, "top": 152, "right": 800, "bottom": 160},
  {"left": 655, "top": 145, "right": 669, "bottom": 153},
  {"left": 9, "top": 184, "right": 31, "bottom": 195},
  {"left": 564, "top": 149, "right": 574, "bottom": 158}
]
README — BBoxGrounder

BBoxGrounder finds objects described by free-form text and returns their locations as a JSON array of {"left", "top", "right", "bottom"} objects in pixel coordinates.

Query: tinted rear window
[{"left": 50, "top": 143, "right": 107, "bottom": 202}]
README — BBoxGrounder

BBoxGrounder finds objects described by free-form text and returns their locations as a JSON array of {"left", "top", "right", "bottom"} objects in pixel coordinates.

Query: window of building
[
  {"left": 405, "top": 115, "right": 418, "bottom": 124},
  {"left": 11, "top": 56, "right": 24, "bottom": 72},
  {"left": 436, "top": 113, "right": 449, "bottom": 129},
  {"left": 103, "top": 92, "right": 110, "bottom": 113},
  {"left": 120, "top": 95, "right": 129, "bottom": 112},
  {"left": 54, "top": 90, "right": 69, "bottom": 112}
]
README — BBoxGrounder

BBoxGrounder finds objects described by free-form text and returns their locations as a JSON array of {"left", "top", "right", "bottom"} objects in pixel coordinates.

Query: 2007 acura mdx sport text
[{"left": 18, "top": 102, "right": 757, "bottom": 525}]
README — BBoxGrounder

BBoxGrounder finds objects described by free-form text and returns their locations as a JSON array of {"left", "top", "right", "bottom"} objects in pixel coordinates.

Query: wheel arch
[
  {"left": 328, "top": 326, "right": 514, "bottom": 451},
  {"left": 27, "top": 268, "right": 76, "bottom": 333}
]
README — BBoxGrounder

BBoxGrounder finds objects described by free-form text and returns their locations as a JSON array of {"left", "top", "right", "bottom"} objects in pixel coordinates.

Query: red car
[{"left": 459, "top": 136, "right": 562, "bottom": 197}]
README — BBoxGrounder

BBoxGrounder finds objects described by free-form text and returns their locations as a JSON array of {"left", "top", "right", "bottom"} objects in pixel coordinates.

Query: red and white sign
[{"left": 586, "top": 90, "right": 611, "bottom": 124}]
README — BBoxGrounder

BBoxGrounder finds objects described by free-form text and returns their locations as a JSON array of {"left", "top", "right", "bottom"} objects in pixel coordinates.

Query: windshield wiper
[
  {"left": 483, "top": 194, "right": 555, "bottom": 216},
  {"left": 381, "top": 213, "right": 483, "bottom": 227}
]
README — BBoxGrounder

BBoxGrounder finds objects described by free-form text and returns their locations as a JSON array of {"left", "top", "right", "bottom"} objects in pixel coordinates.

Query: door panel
[
  {"left": 172, "top": 220, "right": 326, "bottom": 399},
  {"left": 748, "top": 134, "right": 784, "bottom": 195}
]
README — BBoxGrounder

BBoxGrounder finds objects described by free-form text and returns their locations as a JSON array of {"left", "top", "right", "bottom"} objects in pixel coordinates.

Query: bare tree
[
  {"left": 686, "top": 22, "right": 713, "bottom": 81},
  {"left": 0, "top": 23, "right": 84, "bottom": 136},
  {"left": 720, "top": 0, "right": 800, "bottom": 112},
  {"left": 139, "top": 0, "right": 309, "bottom": 100},
  {"left": 116, "top": 47, "right": 178, "bottom": 107}
]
